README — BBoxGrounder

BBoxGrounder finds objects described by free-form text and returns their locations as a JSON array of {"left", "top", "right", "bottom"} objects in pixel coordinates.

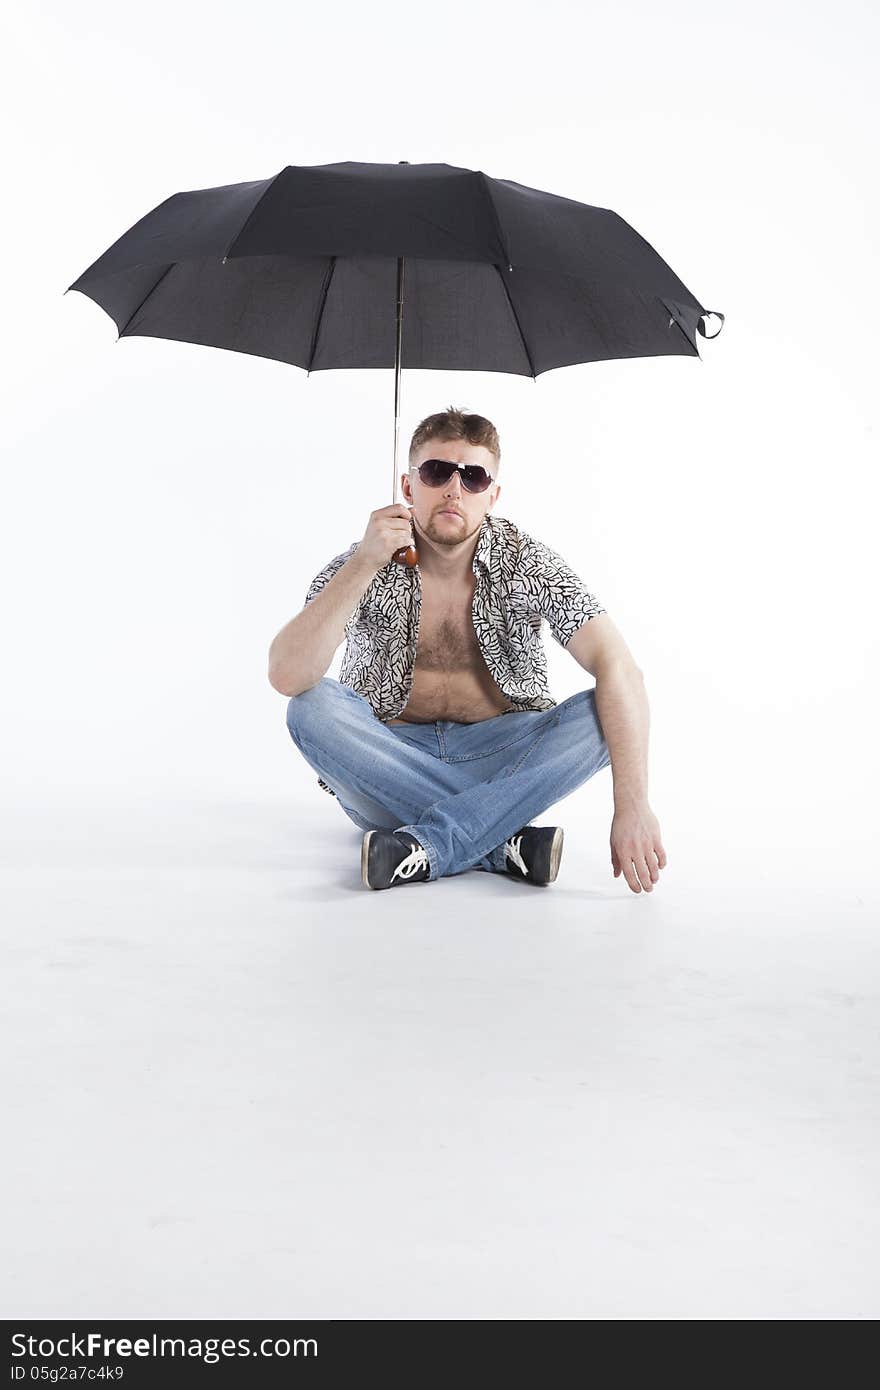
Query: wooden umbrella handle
[{"left": 393, "top": 539, "right": 418, "bottom": 566}]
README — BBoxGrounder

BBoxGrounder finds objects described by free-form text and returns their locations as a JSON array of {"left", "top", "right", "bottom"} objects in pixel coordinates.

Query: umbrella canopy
[
  {"left": 66, "top": 159, "right": 724, "bottom": 564},
  {"left": 66, "top": 159, "right": 723, "bottom": 373}
]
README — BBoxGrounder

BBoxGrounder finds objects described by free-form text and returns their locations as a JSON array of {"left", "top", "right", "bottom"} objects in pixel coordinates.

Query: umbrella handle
[{"left": 392, "top": 541, "right": 418, "bottom": 567}]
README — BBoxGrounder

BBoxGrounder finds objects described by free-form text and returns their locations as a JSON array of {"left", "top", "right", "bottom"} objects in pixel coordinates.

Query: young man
[{"left": 269, "top": 407, "right": 666, "bottom": 894}]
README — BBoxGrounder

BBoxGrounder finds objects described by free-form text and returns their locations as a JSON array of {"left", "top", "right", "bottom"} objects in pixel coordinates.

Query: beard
[{"left": 417, "top": 511, "right": 481, "bottom": 547}]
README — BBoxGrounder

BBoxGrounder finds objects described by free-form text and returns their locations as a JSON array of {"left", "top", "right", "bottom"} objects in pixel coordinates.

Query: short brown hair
[{"left": 409, "top": 405, "right": 501, "bottom": 472}]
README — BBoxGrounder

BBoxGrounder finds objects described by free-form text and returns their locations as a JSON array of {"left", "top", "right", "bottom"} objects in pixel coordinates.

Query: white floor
[{"left": 2, "top": 793, "right": 878, "bottom": 1320}]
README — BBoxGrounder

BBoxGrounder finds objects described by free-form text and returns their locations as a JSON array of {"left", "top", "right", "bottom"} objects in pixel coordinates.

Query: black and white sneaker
[
  {"left": 361, "top": 830, "right": 431, "bottom": 890},
  {"left": 502, "top": 825, "right": 564, "bottom": 884}
]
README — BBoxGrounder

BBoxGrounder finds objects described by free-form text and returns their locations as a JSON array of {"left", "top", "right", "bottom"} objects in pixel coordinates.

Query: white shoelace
[
  {"left": 504, "top": 833, "right": 529, "bottom": 875},
  {"left": 390, "top": 841, "right": 430, "bottom": 883}
]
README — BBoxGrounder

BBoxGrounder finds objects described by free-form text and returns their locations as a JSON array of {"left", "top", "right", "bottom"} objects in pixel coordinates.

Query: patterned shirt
[{"left": 302, "top": 512, "right": 606, "bottom": 796}]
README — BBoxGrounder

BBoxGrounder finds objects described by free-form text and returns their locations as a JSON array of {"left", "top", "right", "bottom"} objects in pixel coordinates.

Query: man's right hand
[{"left": 358, "top": 504, "right": 415, "bottom": 569}]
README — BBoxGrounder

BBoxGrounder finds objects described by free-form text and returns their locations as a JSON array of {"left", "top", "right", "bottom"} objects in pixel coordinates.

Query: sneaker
[
  {"left": 502, "top": 825, "right": 564, "bottom": 884},
  {"left": 361, "top": 830, "right": 431, "bottom": 890}
]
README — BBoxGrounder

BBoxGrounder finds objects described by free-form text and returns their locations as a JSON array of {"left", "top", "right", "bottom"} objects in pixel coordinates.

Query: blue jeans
[{"left": 285, "top": 678, "right": 611, "bottom": 880}]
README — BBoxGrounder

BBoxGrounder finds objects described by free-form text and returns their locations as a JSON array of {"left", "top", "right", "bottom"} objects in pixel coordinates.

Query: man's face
[{"left": 402, "top": 441, "right": 501, "bottom": 551}]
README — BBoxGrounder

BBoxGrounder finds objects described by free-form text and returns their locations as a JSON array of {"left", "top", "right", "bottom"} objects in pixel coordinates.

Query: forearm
[
  {"left": 268, "top": 551, "right": 379, "bottom": 695},
  {"left": 593, "top": 661, "right": 650, "bottom": 807}
]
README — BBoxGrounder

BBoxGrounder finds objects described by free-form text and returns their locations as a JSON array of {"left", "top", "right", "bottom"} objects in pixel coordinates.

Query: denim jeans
[{"left": 285, "top": 678, "right": 611, "bottom": 880}]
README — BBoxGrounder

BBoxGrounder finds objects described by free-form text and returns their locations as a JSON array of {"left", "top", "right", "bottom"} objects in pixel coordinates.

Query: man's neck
[{"left": 412, "top": 520, "right": 482, "bottom": 583}]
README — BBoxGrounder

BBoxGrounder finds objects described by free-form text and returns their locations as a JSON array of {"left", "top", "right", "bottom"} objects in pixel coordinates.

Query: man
[{"left": 269, "top": 406, "right": 666, "bottom": 894}]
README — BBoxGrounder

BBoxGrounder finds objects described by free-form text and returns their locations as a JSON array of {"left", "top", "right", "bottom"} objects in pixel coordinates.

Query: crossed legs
[{"left": 285, "top": 678, "right": 610, "bottom": 879}]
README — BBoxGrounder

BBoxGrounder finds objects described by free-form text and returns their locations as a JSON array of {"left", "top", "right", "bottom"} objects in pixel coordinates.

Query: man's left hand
[{"left": 610, "top": 803, "right": 667, "bottom": 893}]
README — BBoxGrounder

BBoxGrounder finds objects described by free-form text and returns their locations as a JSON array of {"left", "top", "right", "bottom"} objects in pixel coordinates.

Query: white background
[
  {"left": 2, "top": 0, "right": 878, "bottom": 1321},
  {"left": 2, "top": 0, "right": 876, "bottom": 850}
]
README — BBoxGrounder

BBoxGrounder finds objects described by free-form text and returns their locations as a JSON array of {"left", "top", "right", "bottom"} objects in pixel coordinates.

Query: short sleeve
[
  {"left": 303, "top": 540, "right": 361, "bottom": 608},
  {"left": 518, "top": 531, "right": 606, "bottom": 646}
]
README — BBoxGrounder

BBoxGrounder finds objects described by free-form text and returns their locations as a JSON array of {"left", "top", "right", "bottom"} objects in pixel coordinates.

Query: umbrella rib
[
  {"left": 221, "top": 170, "right": 286, "bottom": 262},
  {"left": 671, "top": 316, "right": 700, "bottom": 357},
  {"left": 661, "top": 299, "right": 701, "bottom": 358},
  {"left": 306, "top": 257, "right": 337, "bottom": 375},
  {"left": 478, "top": 172, "right": 536, "bottom": 375},
  {"left": 117, "top": 266, "right": 174, "bottom": 339},
  {"left": 477, "top": 172, "right": 513, "bottom": 272},
  {"left": 493, "top": 265, "right": 536, "bottom": 379}
]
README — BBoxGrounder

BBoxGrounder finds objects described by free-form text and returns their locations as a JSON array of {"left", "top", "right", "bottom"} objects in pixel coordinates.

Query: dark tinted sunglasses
[{"left": 412, "top": 459, "right": 495, "bottom": 493}]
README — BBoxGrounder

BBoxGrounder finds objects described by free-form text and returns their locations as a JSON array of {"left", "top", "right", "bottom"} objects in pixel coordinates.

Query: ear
[
  {"left": 401, "top": 473, "right": 412, "bottom": 503},
  {"left": 490, "top": 482, "right": 501, "bottom": 509}
]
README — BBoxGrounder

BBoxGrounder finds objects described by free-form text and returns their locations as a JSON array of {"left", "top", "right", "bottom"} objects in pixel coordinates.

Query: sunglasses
[{"left": 410, "top": 459, "right": 495, "bottom": 493}]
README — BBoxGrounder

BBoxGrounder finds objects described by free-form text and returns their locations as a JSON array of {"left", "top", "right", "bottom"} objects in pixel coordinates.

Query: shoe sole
[
  {"left": 530, "top": 826, "right": 563, "bottom": 884},
  {"left": 361, "top": 830, "right": 377, "bottom": 889},
  {"left": 546, "top": 826, "right": 564, "bottom": 883},
  {"left": 512, "top": 826, "right": 564, "bottom": 885}
]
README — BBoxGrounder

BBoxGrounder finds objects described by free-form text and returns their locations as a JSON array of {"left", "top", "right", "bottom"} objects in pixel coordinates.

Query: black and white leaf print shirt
[{"left": 302, "top": 513, "right": 605, "bottom": 797}]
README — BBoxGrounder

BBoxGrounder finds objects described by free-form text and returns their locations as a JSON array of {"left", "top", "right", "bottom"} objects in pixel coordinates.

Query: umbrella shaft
[{"left": 393, "top": 255, "right": 404, "bottom": 502}]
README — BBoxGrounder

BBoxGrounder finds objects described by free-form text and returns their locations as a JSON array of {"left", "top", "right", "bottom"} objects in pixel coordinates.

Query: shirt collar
[{"left": 474, "top": 513, "right": 494, "bottom": 573}]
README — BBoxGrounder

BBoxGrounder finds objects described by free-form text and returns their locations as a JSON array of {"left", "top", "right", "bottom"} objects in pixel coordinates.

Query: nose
[{"left": 443, "top": 471, "right": 463, "bottom": 499}]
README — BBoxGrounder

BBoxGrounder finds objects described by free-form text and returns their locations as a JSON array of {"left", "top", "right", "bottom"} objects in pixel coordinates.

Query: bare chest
[
  {"left": 414, "top": 580, "right": 482, "bottom": 671},
  {"left": 386, "top": 576, "right": 516, "bottom": 724}
]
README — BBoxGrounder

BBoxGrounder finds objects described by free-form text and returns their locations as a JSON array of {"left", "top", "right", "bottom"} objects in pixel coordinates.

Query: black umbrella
[{"left": 66, "top": 159, "right": 724, "bottom": 566}]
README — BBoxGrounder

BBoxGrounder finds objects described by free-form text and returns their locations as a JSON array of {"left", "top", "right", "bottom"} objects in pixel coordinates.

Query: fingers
[
  {"left": 612, "top": 816, "right": 668, "bottom": 895},
  {"left": 373, "top": 504, "right": 412, "bottom": 520},
  {"left": 623, "top": 858, "right": 644, "bottom": 893},
  {"left": 614, "top": 846, "right": 666, "bottom": 893}
]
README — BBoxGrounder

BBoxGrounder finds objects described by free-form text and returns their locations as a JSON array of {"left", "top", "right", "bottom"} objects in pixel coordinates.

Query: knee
[
  {"left": 285, "top": 676, "right": 370, "bottom": 739},
  {"left": 285, "top": 677, "right": 337, "bottom": 736}
]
